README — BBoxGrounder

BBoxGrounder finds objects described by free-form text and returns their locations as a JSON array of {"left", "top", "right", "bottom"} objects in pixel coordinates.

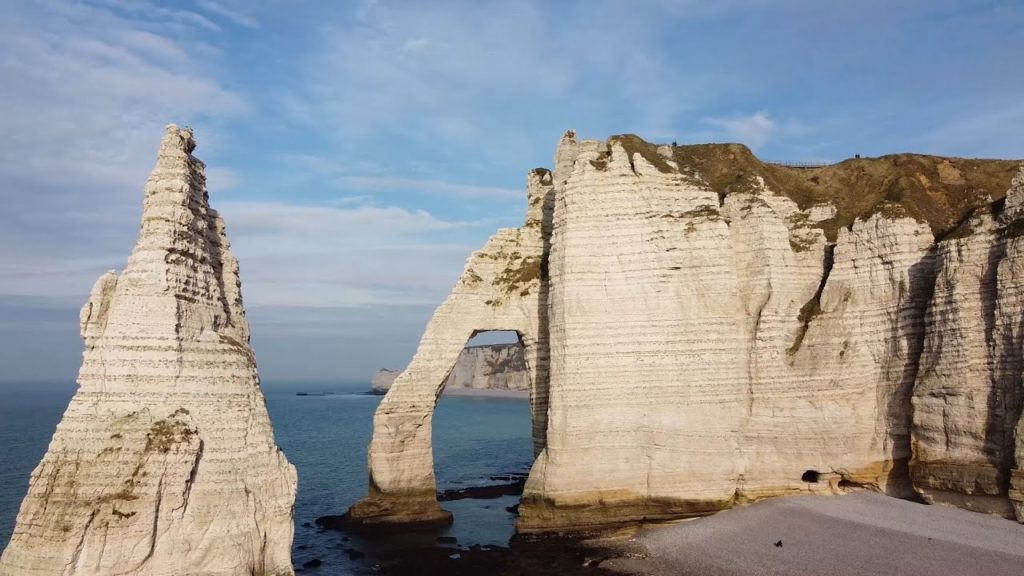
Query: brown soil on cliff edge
[{"left": 611, "top": 134, "right": 1021, "bottom": 242}]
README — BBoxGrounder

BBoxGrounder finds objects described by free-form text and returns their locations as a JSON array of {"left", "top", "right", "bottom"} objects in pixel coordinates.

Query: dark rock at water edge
[
  {"left": 368, "top": 535, "right": 628, "bottom": 575},
  {"left": 437, "top": 476, "right": 527, "bottom": 502},
  {"left": 316, "top": 511, "right": 454, "bottom": 533}
]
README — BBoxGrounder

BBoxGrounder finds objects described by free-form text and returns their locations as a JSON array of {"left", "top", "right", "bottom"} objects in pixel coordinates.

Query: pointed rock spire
[{"left": 0, "top": 125, "right": 296, "bottom": 576}]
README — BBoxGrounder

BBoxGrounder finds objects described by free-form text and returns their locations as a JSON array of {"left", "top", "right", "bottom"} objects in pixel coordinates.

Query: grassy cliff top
[{"left": 610, "top": 134, "right": 1021, "bottom": 241}]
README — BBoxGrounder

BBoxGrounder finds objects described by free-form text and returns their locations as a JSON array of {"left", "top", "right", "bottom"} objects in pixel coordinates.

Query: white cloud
[
  {"left": 0, "top": 195, "right": 490, "bottom": 311},
  {"left": 0, "top": 0, "right": 248, "bottom": 304},
  {"left": 288, "top": 0, "right": 703, "bottom": 161},
  {"left": 699, "top": 112, "right": 813, "bottom": 151},
  {"left": 705, "top": 112, "right": 777, "bottom": 149},
  {"left": 218, "top": 201, "right": 489, "bottom": 308},
  {"left": 335, "top": 176, "right": 522, "bottom": 200},
  {"left": 0, "top": 0, "right": 245, "bottom": 196},
  {"left": 221, "top": 201, "right": 485, "bottom": 242},
  {"left": 194, "top": 0, "right": 259, "bottom": 29},
  {"left": 81, "top": 0, "right": 223, "bottom": 33}
]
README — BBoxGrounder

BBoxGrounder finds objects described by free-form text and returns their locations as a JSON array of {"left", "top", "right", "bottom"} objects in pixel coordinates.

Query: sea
[{"left": 0, "top": 382, "right": 533, "bottom": 574}]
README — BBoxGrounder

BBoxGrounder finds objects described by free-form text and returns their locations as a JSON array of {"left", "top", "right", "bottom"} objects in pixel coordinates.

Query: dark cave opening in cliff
[{"left": 430, "top": 330, "right": 533, "bottom": 544}]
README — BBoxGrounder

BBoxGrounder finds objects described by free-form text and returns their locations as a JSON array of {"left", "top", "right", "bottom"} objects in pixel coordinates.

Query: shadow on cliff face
[
  {"left": 982, "top": 231, "right": 1024, "bottom": 492},
  {"left": 534, "top": 181, "right": 554, "bottom": 456},
  {"left": 883, "top": 248, "right": 938, "bottom": 496}
]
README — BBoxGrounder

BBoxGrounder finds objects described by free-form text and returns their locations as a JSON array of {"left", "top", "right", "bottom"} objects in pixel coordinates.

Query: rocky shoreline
[
  {"left": 303, "top": 472, "right": 639, "bottom": 575},
  {"left": 347, "top": 535, "right": 633, "bottom": 576},
  {"left": 311, "top": 490, "right": 1024, "bottom": 576}
]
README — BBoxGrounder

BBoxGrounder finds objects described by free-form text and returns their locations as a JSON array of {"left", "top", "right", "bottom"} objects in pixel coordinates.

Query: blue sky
[{"left": 0, "top": 0, "right": 1022, "bottom": 387}]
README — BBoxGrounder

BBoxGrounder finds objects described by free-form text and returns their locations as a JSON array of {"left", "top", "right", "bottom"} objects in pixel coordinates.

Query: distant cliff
[
  {"left": 350, "top": 129, "right": 1024, "bottom": 534},
  {"left": 370, "top": 343, "right": 529, "bottom": 394}
]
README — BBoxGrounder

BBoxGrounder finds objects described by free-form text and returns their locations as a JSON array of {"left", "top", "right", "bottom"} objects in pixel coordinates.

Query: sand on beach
[
  {"left": 441, "top": 387, "right": 529, "bottom": 399},
  {"left": 602, "top": 492, "right": 1024, "bottom": 576}
]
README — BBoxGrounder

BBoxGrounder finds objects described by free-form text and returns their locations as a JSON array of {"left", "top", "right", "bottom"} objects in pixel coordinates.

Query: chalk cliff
[
  {"left": 371, "top": 369, "right": 400, "bottom": 394},
  {"left": 912, "top": 170, "right": 1024, "bottom": 518},
  {"left": 0, "top": 126, "right": 297, "bottom": 575},
  {"left": 352, "top": 130, "right": 1024, "bottom": 533},
  {"left": 370, "top": 343, "right": 530, "bottom": 394}
]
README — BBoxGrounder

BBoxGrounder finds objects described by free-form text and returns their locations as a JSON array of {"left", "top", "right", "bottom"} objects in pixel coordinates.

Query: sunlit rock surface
[
  {"left": 912, "top": 170, "right": 1024, "bottom": 519},
  {"left": 0, "top": 126, "right": 297, "bottom": 575},
  {"left": 370, "top": 343, "right": 529, "bottom": 395},
  {"left": 348, "top": 168, "right": 553, "bottom": 529},
  {"left": 354, "top": 130, "right": 1024, "bottom": 532}
]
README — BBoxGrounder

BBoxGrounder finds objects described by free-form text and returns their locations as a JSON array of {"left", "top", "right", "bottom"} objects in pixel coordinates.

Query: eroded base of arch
[{"left": 346, "top": 492, "right": 453, "bottom": 531}]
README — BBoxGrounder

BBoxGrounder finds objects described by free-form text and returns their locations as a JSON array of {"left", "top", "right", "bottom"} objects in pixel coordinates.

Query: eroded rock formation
[
  {"left": 0, "top": 126, "right": 297, "bottom": 575},
  {"left": 354, "top": 130, "right": 1024, "bottom": 533},
  {"left": 348, "top": 167, "right": 553, "bottom": 529},
  {"left": 912, "top": 171, "right": 1024, "bottom": 518},
  {"left": 370, "top": 343, "right": 530, "bottom": 394}
]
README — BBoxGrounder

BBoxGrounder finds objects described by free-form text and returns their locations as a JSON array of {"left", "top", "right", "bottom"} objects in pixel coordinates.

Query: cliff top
[{"left": 610, "top": 134, "right": 1021, "bottom": 242}]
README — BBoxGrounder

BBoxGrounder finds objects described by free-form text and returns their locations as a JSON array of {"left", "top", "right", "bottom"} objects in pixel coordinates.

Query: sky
[{"left": 0, "top": 0, "right": 1022, "bottom": 388}]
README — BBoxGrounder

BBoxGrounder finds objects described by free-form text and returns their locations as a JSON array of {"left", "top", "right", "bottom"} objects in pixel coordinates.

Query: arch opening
[
  {"left": 431, "top": 330, "right": 533, "bottom": 545},
  {"left": 435, "top": 330, "right": 530, "bottom": 397}
]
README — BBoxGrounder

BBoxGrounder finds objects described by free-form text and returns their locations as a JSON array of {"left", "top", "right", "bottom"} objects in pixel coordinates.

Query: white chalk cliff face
[
  {"left": 371, "top": 343, "right": 530, "bottom": 394},
  {"left": 354, "top": 130, "right": 1024, "bottom": 532},
  {"left": 520, "top": 138, "right": 937, "bottom": 531},
  {"left": 913, "top": 171, "right": 1024, "bottom": 519},
  {"left": 371, "top": 369, "right": 400, "bottom": 394},
  {"left": 0, "top": 126, "right": 297, "bottom": 575},
  {"left": 444, "top": 344, "right": 529, "bottom": 391}
]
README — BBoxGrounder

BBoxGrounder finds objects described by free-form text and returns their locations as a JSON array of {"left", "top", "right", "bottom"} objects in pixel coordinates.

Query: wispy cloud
[
  {"left": 705, "top": 112, "right": 777, "bottom": 149},
  {"left": 914, "top": 102, "right": 1024, "bottom": 158},
  {"left": 0, "top": 0, "right": 246, "bottom": 302},
  {"left": 0, "top": 0, "right": 245, "bottom": 197},
  {"left": 287, "top": 0, "right": 709, "bottom": 166},
  {"left": 3, "top": 0, "right": 1023, "bottom": 383},
  {"left": 83, "top": 0, "right": 223, "bottom": 33},
  {"left": 218, "top": 200, "right": 488, "bottom": 308},
  {"left": 699, "top": 112, "right": 813, "bottom": 151},
  {"left": 194, "top": 0, "right": 259, "bottom": 29},
  {"left": 335, "top": 176, "right": 522, "bottom": 200}
]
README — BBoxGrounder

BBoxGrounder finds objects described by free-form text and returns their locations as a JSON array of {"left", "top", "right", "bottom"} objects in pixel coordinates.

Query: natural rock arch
[
  {"left": 347, "top": 168, "right": 555, "bottom": 528},
  {"left": 350, "top": 131, "right": 1024, "bottom": 533}
]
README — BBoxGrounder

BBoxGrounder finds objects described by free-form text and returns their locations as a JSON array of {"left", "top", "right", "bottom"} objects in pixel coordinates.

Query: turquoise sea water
[{"left": 0, "top": 383, "right": 533, "bottom": 573}]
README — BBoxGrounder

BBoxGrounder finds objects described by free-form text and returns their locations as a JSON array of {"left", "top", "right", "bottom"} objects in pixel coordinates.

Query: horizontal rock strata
[
  {"left": 371, "top": 369, "right": 400, "bottom": 394},
  {"left": 0, "top": 126, "right": 297, "bottom": 575},
  {"left": 347, "top": 168, "right": 553, "bottom": 529},
  {"left": 912, "top": 171, "right": 1024, "bottom": 518},
  {"left": 355, "top": 129, "right": 1024, "bottom": 533},
  {"left": 370, "top": 343, "right": 529, "bottom": 394}
]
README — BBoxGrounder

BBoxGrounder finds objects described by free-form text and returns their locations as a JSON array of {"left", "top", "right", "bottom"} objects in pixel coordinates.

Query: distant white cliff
[{"left": 370, "top": 343, "right": 529, "bottom": 394}]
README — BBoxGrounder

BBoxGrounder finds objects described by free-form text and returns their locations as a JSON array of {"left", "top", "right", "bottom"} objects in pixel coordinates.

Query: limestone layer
[
  {"left": 355, "top": 130, "right": 1024, "bottom": 533},
  {"left": 912, "top": 171, "right": 1024, "bottom": 518},
  {"left": 0, "top": 126, "right": 297, "bottom": 575},
  {"left": 370, "top": 369, "right": 400, "bottom": 394},
  {"left": 370, "top": 343, "right": 529, "bottom": 394},
  {"left": 348, "top": 167, "right": 553, "bottom": 528}
]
